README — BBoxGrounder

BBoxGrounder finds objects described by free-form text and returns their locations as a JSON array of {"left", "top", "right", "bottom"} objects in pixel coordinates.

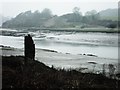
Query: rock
[
  {"left": 87, "top": 61, "right": 97, "bottom": 64},
  {"left": 24, "top": 34, "right": 35, "bottom": 60}
]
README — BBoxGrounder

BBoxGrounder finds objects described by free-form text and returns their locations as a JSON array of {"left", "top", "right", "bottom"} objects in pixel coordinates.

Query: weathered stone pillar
[{"left": 24, "top": 34, "right": 35, "bottom": 60}]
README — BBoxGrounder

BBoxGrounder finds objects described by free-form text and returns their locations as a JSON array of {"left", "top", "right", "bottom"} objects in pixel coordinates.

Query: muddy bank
[{"left": 0, "top": 46, "right": 119, "bottom": 75}]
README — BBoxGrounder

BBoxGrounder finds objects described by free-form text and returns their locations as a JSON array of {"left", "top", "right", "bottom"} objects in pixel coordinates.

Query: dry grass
[{"left": 2, "top": 56, "right": 120, "bottom": 89}]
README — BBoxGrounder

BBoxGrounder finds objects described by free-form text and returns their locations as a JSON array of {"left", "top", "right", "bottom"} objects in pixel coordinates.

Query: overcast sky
[{"left": 0, "top": 0, "right": 119, "bottom": 17}]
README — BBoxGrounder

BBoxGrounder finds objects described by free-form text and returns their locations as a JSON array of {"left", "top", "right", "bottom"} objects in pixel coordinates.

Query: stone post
[{"left": 24, "top": 34, "right": 35, "bottom": 60}]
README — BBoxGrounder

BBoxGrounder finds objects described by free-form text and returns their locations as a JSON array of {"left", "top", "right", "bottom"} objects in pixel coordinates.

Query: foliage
[
  {"left": 106, "top": 23, "right": 117, "bottom": 28},
  {"left": 2, "top": 8, "right": 118, "bottom": 29},
  {"left": 2, "top": 56, "right": 119, "bottom": 89},
  {"left": 2, "top": 9, "right": 53, "bottom": 28}
]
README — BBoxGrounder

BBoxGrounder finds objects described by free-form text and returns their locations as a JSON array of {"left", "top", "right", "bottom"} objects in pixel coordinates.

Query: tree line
[{"left": 2, "top": 7, "right": 118, "bottom": 29}]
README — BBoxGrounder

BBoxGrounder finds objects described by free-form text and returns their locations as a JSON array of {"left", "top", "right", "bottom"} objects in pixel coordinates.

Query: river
[{"left": 0, "top": 31, "right": 119, "bottom": 59}]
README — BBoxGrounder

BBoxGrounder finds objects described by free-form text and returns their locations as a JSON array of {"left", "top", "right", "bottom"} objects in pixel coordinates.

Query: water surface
[{"left": 0, "top": 32, "right": 119, "bottom": 59}]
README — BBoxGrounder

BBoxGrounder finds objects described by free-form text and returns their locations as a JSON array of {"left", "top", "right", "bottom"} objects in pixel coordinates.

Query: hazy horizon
[{"left": 0, "top": 0, "right": 118, "bottom": 18}]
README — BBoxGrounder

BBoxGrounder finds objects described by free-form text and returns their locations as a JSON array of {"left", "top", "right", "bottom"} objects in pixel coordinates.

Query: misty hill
[
  {"left": 2, "top": 8, "right": 118, "bottom": 29},
  {"left": 99, "top": 8, "right": 118, "bottom": 21},
  {"left": 2, "top": 10, "right": 53, "bottom": 28},
  {"left": 0, "top": 15, "right": 11, "bottom": 26}
]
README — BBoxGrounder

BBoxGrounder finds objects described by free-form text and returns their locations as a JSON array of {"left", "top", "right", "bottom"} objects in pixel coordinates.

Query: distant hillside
[
  {"left": 2, "top": 9, "right": 54, "bottom": 28},
  {"left": 99, "top": 8, "right": 118, "bottom": 21},
  {"left": 2, "top": 8, "right": 118, "bottom": 29},
  {"left": 0, "top": 15, "right": 11, "bottom": 26}
]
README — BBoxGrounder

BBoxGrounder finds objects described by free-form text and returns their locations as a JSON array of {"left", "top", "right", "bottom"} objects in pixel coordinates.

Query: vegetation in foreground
[{"left": 2, "top": 56, "right": 120, "bottom": 89}]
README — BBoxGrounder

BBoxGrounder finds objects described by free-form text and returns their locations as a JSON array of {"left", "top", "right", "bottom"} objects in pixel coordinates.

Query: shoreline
[
  {"left": 0, "top": 27, "right": 119, "bottom": 33},
  {"left": 0, "top": 46, "right": 119, "bottom": 74}
]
